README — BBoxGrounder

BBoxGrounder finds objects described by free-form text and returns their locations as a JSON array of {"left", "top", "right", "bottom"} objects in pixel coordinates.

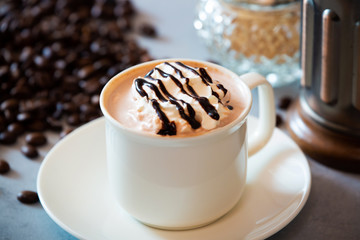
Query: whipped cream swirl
[{"left": 129, "top": 61, "right": 233, "bottom": 136}]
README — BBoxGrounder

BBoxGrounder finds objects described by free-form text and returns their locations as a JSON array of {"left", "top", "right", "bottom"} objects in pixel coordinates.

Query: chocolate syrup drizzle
[{"left": 134, "top": 62, "right": 232, "bottom": 136}]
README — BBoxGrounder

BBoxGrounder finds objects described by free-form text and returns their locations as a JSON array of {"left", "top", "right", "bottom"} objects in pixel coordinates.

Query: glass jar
[{"left": 194, "top": 0, "right": 301, "bottom": 87}]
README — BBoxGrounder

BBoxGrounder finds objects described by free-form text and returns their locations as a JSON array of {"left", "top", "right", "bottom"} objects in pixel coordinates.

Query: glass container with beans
[{"left": 194, "top": 0, "right": 301, "bottom": 86}]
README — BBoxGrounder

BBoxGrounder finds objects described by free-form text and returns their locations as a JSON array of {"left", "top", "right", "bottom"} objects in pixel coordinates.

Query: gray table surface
[{"left": 1, "top": 0, "right": 360, "bottom": 239}]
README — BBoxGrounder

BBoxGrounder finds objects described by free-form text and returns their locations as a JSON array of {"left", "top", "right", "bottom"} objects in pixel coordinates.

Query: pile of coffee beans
[
  {"left": 0, "top": 0, "right": 153, "bottom": 147},
  {"left": 0, "top": 0, "right": 155, "bottom": 204}
]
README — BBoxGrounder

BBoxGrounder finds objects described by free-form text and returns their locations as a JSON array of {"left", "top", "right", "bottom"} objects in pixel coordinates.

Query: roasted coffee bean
[
  {"left": 0, "top": 131, "right": 17, "bottom": 145},
  {"left": 114, "top": 1, "right": 135, "bottom": 17},
  {"left": 1, "top": 49, "right": 12, "bottom": 63},
  {"left": 139, "top": 23, "right": 157, "bottom": 37},
  {"left": 7, "top": 123, "right": 25, "bottom": 136},
  {"left": 116, "top": 18, "right": 131, "bottom": 31},
  {"left": 60, "top": 128, "right": 73, "bottom": 139},
  {"left": 80, "top": 78, "right": 102, "bottom": 94},
  {"left": 0, "top": 116, "right": 6, "bottom": 132},
  {"left": 0, "top": 159, "right": 10, "bottom": 174},
  {"left": 4, "top": 109, "right": 17, "bottom": 123},
  {"left": 0, "top": 98, "right": 19, "bottom": 111},
  {"left": 0, "top": 65, "right": 9, "bottom": 78},
  {"left": 10, "top": 85, "right": 32, "bottom": 99},
  {"left": 107, "top": 66, "right": 120, "bottom": 78},
  {"left": 79, "top": 103, "right": 98, "bottom": 116},
  {"left": 72, "top": 93, "right": 90, "bottom": 105},
  {"left": 90, "top": 41, "right": 101, "bottom": 53},
  {"left": 25, "top": 132, "right": 47, "bottom": 146},
  {"left": 276, "top": 114, "right": 283, "bottom": 127},
  {"left": 19, "top": 47, "right": 34, "bottom": 63},
  {"left": 61, "top": 102, "right": 77, "bottom": 114},
  {"left": 77, "top": 65, "right": 95, "bottom": 79},
  {"left": 91, "top": 4, "right": 103, "bottom": 18},
  {"left": 99, "top": 76, "right": 109, "bottom": 85},
  {"left": 50, "top": 42, "right": 62, "bottom": 53},
  {"left": 46, "top": 117, "right": 63, "bottom": 132},
  {"left": 17, "top": 190, "right": 39, "bottom": 204},
  {"left": 54, "top": 59, "right": 66, "bottom": 70},
  {"left": 20, "top": 98, "right": 53, "bottom": 113},
  {"left": 93, "top": 59, "right": 111, "bottom": 70},
  {"left": 91, "top": 95, "right": 100, "bottom": 106},
  {"left": 67, "top": 113, "right": 81, "bottom": 126},
  {"left": 42, "top": 46, "right": 52, "bottom": 59},
  {"left": 26, "top": 120, "right": 48, "bottom": 132},
  {"left": 278, "top": 97, "right": 292, "bottom": 110},
  {"left": 17, "top": 112, "right": 33, "bottom": 123},
  {"left": 21, "top": 144, "right": 39, "bottom": 159},
  {"left": 62, "top": 76, "right": 80, "bottom": 92},
  {"left": 34, "top": 55, "right": 46, "bottom": 68},
  {"left": 52, "top": 109, "right": 62, "bottom": 120},
  {"left": 10, "top": 63, "right": 20, "bottom": 79}
]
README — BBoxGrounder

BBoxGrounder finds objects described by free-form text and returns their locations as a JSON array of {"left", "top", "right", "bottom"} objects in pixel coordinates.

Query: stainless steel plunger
[{"left": 287, "top": 0, "right": 360, "bottom": 172}]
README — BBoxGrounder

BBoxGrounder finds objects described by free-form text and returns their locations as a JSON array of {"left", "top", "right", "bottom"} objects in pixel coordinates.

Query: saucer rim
[{"left": 37, "top": 116, "right": 311, "bottom": 240}]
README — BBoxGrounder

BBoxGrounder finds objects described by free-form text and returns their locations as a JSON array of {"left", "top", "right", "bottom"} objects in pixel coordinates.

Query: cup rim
[{"left": 99, "top": 58, "right": 253, "bottom": 143}]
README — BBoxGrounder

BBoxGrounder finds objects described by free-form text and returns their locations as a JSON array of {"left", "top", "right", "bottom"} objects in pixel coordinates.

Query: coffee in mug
[{"left": 104, "top": 60, "right": 249, "bottom": 137}]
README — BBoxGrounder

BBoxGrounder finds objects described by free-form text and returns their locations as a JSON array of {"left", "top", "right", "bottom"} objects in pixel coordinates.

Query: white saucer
[{"left": 37, "top": 116, "right": 311, "bottom": 240}]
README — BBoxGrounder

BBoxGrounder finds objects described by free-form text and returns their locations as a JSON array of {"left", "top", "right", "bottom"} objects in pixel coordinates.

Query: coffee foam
[{"left": 102, "top": 60, "right": 249, "bottom": 137}]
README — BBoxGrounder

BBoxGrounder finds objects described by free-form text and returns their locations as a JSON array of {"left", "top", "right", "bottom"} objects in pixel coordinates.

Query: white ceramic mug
[{"left": 100, "top": 59, "right": 275, "bottom": 230}]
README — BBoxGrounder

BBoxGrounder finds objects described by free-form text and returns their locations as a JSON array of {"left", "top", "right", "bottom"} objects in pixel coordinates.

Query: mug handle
[{"left": 240, "top": 72, "right": 276, "bottom": 157}]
